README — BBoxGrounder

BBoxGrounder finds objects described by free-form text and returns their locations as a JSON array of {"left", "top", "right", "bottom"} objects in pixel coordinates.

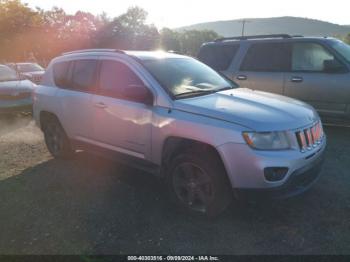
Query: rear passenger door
[
  {"left": 283, "top": 42, "right": 349, "bottom": 120},
  {"left": 234, "top": 42, "right": 290, "bottom": 94},
  {"left": 54, "top": 58, "right": 98, "bottom": 140}
]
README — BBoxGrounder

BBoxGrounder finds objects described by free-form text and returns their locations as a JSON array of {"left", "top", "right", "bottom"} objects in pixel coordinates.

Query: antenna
[{"left": 238, "top": 19, "right": 251, "bottom": 36}]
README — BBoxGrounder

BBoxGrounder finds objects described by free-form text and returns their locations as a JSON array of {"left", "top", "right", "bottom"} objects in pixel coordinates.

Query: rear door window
[
  {"left": 70, "top": 59, "right": 98, "bottom": 91},
  {"left": 198, "top": 44, "right": 239, "bottom": 71},
  {"left": 240, "top": 43, "right": 290, "bottom": 72}
]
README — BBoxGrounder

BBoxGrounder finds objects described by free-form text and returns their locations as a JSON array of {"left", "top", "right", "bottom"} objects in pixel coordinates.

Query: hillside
[{"left": 178, "top": 17, "right": 350, "bottom": 37}]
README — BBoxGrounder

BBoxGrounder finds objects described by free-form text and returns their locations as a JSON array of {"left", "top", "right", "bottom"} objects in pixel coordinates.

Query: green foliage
[
  {"left": 160, "top": 28, "right": 181, "bottom": 52},
  {"left": 0, "top": 0, "right": 43, "bottom": 61},
  {"left": 159, "top": 28, "right": 220, "bottom": 56},
  {"left": 0, "top": 1, "right": 219, "bottom": 62},
  {"left": 179, "top": 29, "right": 220, "bottom": 56},
  {"left": 345, "top": 33, "right": 350, "bottom": 44},
  {"left": 96, "top": 7, "right": 160, "bottom": 50},
  {"left": 0, "top": 0, "right": 41, "bottom": 34}
]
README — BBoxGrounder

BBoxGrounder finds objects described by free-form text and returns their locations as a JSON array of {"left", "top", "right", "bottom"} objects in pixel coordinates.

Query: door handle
[
  {"left": 236, "top": 75, "right": 247, "bottom": 81},
  {"left": 95, "top": 102, "right": 108, "bottom": 109},
  {"left": 291, "top": 76, "right": 303, "bottom": 83}
]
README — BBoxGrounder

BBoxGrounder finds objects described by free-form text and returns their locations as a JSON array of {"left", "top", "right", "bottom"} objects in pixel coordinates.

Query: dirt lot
[{"left": 0, "top": 115, "right": 349, "bottom": 255}]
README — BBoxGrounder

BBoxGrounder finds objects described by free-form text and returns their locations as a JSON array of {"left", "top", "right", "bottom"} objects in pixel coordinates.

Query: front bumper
[
  {"left": 217, "top": 136, "right": 326, "bottom": 198},
  {"left": 235, "top": 150, "right": 324, "bottom": 199}
]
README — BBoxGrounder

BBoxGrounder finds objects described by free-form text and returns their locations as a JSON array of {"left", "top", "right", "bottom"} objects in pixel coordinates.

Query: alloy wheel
[{"left": 172, "top": 162, "right": 214, "bottom": 213}]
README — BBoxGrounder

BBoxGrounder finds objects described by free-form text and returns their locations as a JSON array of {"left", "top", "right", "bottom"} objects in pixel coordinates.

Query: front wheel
[
  {"left": 43, "top": 119, "right": 73, "bottom": 159},
  {"left": 167, "top": 150, "right": 233, "bottom": 217}
]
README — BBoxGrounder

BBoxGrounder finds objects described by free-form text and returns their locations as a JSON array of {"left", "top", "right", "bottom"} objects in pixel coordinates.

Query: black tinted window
[
  {"left": 240, "top": 43, "right": 290, "bottom": 72},
  {"left": 53, "top": 61, "right": 71, "bottom": 88},
  {"left": 99, "top": 60, "right": 144, "bottom": 99},
  {"left": 198, "top": 45, "right": 239, "bottom": 71},
  {"left": 71, "top": 60, "right": 98, "bottom": 91}
]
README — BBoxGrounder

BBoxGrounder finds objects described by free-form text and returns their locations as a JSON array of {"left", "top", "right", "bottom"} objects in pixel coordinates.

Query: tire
[
  {"left": 166, "top": 149, "right": 233, "bottom": 217},
  {"left": 43, "top": 118, "right": 73, "bottom": 159}
]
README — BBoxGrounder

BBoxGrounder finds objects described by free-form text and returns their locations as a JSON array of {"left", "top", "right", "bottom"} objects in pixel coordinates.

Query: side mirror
[
  {"left": 323, "top": 59, "right": 345, "bottom": 73},
  {"left": 122, "top": 84, "right": 154, "bottom": 105}
]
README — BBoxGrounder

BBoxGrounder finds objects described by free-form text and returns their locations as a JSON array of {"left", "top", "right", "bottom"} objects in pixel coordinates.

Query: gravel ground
[{"left": 0, "top": 115, "right": 349, "bottom": 255}]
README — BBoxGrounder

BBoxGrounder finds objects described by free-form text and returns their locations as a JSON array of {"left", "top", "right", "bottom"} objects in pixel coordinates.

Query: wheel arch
[
  {"left": 39, "top": 111, "right": 62, "bottom": 130},
  {"left": 161, "top": 136, "right": 228, "bottom": 177}
]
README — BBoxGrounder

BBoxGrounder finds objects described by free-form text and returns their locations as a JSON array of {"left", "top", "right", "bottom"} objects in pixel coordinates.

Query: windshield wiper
[
  {"left": 174, "top": 89, "right": 217, "bottom": 99},
  {"left": 174, "top": 86, "right": 235, "bottom": 99},
  {"left": 216, "top": 86, "right": 234, "bottom": 92}
]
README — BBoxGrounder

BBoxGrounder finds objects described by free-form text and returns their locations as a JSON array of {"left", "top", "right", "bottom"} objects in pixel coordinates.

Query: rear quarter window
[
  {"left": 53, "top": 61, "right": 71, "bottom": 88},
  {"left": 198, "top": 44, "right": 239, "bottom": 71}
]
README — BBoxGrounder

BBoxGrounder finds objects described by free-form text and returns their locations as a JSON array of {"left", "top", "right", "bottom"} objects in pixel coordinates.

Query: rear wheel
[
  {"left": 167, "top": 150, "right": 232, "bottom": 217},
  {"left": 43, "top": 119, "right": 73, "bottom": 159}
]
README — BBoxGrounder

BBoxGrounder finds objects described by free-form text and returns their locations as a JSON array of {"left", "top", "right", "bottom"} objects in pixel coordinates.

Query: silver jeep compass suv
[{"left": 33, "top": 49, "right": 326, "bottom": 216}]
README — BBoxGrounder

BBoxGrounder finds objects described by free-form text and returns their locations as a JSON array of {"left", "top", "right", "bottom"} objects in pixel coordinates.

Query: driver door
[
  {"left": 91, "top": 58, "right": 154, "bottom": 160},
  {"left": 283, "top": 42, "right": 350, "bottom": 120}
]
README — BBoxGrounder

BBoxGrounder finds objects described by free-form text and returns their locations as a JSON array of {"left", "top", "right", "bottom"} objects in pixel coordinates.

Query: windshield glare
[
  {"left": 142, "top": 58, "right": 237, "bottom": 98},
  {"left": 17, "top": 63, "right": 44, "bottom": 73},
  {"left": 330, "top": 40, "right": 350, "bottom": 63},
  {"left": 0, "top": 65, "right": 19, "bottom": 82}
]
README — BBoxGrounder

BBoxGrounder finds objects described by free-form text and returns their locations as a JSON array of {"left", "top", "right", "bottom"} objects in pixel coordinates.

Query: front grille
[
  {"left": 32, "top": 76, "right": 42, "bottom": 84},
  {"left": 295, "top": 121, "right": 324, "bottom": 152}
]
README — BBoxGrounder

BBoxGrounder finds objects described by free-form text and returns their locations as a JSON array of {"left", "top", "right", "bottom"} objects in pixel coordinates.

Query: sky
[{"left": 23, "top": 0, "right": 350, "bottom": 28}]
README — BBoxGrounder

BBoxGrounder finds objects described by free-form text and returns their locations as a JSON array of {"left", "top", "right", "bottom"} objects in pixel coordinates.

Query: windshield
[
  {"left": 142, "top": 57, "right": 237, "bottom": 98},
  {"left": 17, "top": 63, "right": 44, "bottom": 73},
  {"left": 0, "top": 65, "right": 19, "bottom": 82},
  {"left": 330, "top": 40, "right": 350, "bottom": 63}
]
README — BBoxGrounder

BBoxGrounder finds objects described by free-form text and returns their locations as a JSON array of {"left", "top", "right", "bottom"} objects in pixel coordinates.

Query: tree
[
  {"left": 345, "top": 33, "right": 350, "bottom": 44},
  {"left": 34, "top": 7, "right": 103, "bottom": 64},
  {"left": 159, "top": 28, "right": 220, "bottom": 56},
  {"left": 0, "top": 0, "right": 43, "bottom": 61},
  {"left": 95, "top": 6, "right": 160, "bottom": 50},
  {"left": 159, "top": 28, "right": 181, "bottom": 52},
  {"left": 0, "top": 2, "right": 220, "bottom": 63},
  {"left": 178, "top": 30, "right": 220, "bottom": 56}
]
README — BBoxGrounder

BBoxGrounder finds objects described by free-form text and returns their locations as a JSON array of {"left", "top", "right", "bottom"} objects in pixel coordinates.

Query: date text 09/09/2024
[{"left": 127, "top": 256, "right": 219, "bottom": 261}]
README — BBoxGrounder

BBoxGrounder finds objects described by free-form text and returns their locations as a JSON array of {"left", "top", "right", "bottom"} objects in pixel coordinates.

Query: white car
[
  {"left": 0, "top": 65, "right": 35, "bottom": 114},
  {"left": 7, "top": 63, "right": 45, "bottom": 85}
]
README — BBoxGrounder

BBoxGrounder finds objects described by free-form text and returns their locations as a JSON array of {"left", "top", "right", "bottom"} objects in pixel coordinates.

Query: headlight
[{"left": 242, "top": 131, "right": 291, "bottom": 150}]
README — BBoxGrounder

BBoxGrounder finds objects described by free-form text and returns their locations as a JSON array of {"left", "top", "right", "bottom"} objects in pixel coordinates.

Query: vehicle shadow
[{"left": 0, "top": 126, "right": 349, "bottom": 254}]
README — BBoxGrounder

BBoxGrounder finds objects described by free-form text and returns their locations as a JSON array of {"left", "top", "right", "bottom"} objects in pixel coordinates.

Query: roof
[
  {"left": 125, "top": 51, "right": 187, "bottom": 61},
  {"left": 15, "top": 62, "right": 39, "bottom": 65},
  {"left": 61, "top": 49, "right": 187, "bottom": 61},
  {"left": 205, "top": 34, "right": 336, "bottom": 45}
]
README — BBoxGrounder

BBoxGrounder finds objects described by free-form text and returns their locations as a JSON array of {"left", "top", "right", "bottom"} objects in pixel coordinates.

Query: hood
[
  {"left": 0, "top": 80, "right": 34, "bottom": 95},
  {"left": 173, "top": 88, "right": 319, "bottom": 131}
]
